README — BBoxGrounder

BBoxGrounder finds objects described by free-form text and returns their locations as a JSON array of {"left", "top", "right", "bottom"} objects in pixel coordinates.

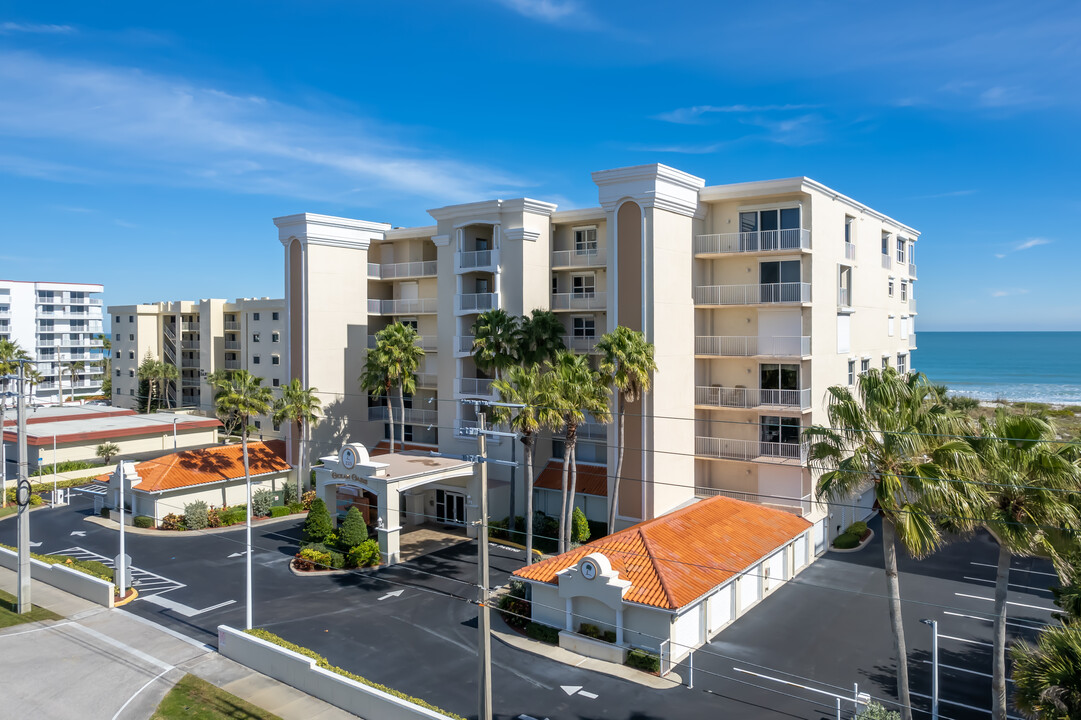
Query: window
[
  {"left": 128, "top": 334, "right": 134, "bottom": 341},
  {"left": 128, "top": 350, "right": 134, "bottom": 359},
  {"left": 115, "top": 387, "right": 120, "bottom": 395},
  {"left": 760, "top": 363, "right": 799, "bottom": 398},
  {"left": 130, "top": 389, "right": 134, "bottom": 396},
  {"left": 571, "top": 274, "right": 595, "bottom": 298},
  {"left": 760, "top": 416, "right": 800, "bottom": 446},
  {"left": 573, "top": 227, "right": 598, "bottom": 254},
  {"left": 128, "top": 316, "right": 133, "bottom": 323},
  {"left": 271, "top": 332, "right": 280, "bottom": 343},
  {"left": 888, "top": 279, "right": 894, "bottom": 297},
  {"left": 252, "top": 332, "right": 260, "bottom": 343},
  {"left": 901, "top": 280, "right": 908, "bottom": 302},
  {"left": 129, "top": 370, "right": 134, "bottom": 377},
  {"left": 882, "top": 357, "right": 890, "bottom": 370},
  {"left": 896, "top": 238, "right": 905, "bottom": 263},
  {"left": 844, "top": 216, "right": 854, "bottom": 244},
  {"left": 272, "top": 378, "right": 279, "bottom": 387},
  {"left": 272, "top": 312, "right": 279, "bottom": 321},
  {"left": 882, "top": 232, "right": 890, "bottom": 256},
  {"left": 552, "top": 276, "right": 558, "bottom": 294},
  {"left": 861, "top": 358, "right": 870, "bottom": 374},
  {"left": 115, "top": 369, "right": 120, "bottom": 377},
  {"left": 115, "top": 316, "right": 121, "bottom": 324},
  {"left": 888, "top": 316, "right": 895, "bottom": 336},
  {"left": 253, "top": 355, "right": 261, "bottom": 365},
  {"left": 271, "top": 355, "right": 280, "bottom": 365},
  {"left": 897, "top": 353, "right": 907, "bottom": 373},
  {"left": 739, "top": 207, "right": 801, "bottom": 250},
  {"left": 273, "top": 421, "right": 280, "bottom": 432},
  {"left": 847, "top": 360, "right": 856, "bottom": 386},
  {"left": 115, "top": 333, "right": 120, "bottom": 341},
  {"left": 254, "top": 420, "right": 261, "bottom": 429},
  {"left": 253, "top": 312, "right": 260, "bottom": 321},
  {"left": 115, "top": 351, "right": 120, "bottom": 359},
  {"left": 572, "top": 316, "right": 595, "bottom": 337}
]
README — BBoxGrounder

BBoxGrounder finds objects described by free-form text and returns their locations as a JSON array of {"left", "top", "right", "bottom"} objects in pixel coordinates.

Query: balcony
[
  {"left": 458, "top": 377, "right": 495, "bottom": 397},
  {"left": 694, "top": 486, "right": 812, "bottom": 517},
  {"left": 368, "top": 406, "right": 437, "bottom": 425},
  {"left": 367, "top": 334, "right": 437, "bottom": 352},
  {"left": 455, "top": 249, "right": 499, "bottom": 272},
  {"left": 225, "top": 341, "right": 241, "bottom": 350},
  {"left": 695, "top": 436, "right": 806, "bottom": 464},
  {"left": 909, "top": 334, "right": 917, "bottom": 349},
  {"left": 908, "top": 262, "right": 917, "bottom": 278},
  {"left": 909, "top": 297, "right": 917, "bottom": 313},
  {"left": 881, "top": 254, "right": 891, "bottom": 269},
  {"left": 551, "top": 248, "right": 606, "bottom": 269},
  {"left": 694, "top": 336, "right": 810, "bottom": 357},
  {"left": 695, "top": 385, "right": 811, "bottom": 410},
  {"left": 224, "top": 321, "right": 240, "bottom": 331},
  {"left": 181, "top": 377, "right": 201, "bottom": 387},
  {"left": 416, "top": 373, "right": 437, "bottom": 388},
  {"left": 551, "top": 291, "right": 606, "bottom": 311},
  {"left": 368, "top": 260, "right": 438, "bottom": 280},
  {"left": 181, "top": 322, "right": 200, "bottom": 332},
  {"left": 370, "top": 298, "right": 439, "bottom": 315},
  {"left": 693, "top": 283, "right": 810, "bottom": 306},
  {"left": 455, "top": 335, "right": 474, "bottom": 357},
  {"left": 181, "top": 340, "right": 199, "bottom": 350},
  {"left": 837, "top": 287, "right": 851, "bottom": 310},
  {"left": 844, "top": 242, "right": 856, "bottom": 261},
  {"left": 565, "top": 422, "right": 607, "bottom": 442},
  {"left": 224, "top": 360, "right": 241, "bottom": 370},
  {"left": 694, "top": 229, "right": 811, "bottom": 256},
  {"left": 181, "top": 357, "right": 199, "bottom": 368},
  {"left": 562, "top": 335, "right": 600, "bottom": 354},
  {"left": 455, "top": 293, "right": 498, "bottom": 314}
]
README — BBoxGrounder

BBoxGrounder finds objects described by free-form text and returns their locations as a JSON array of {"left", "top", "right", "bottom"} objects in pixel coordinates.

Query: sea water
[{"left": 912, "top": 332, "right": 1081, "bottom": 404}]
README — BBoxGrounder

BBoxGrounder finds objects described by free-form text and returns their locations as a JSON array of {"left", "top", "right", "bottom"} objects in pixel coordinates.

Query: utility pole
[
  {"left": 117, "top": 462, "right": 128, "bottom": 600},
  {"left": 921, "top": 618, "right": 939, "bottom": 720},
  {"left": 16, "top": 362, "right": 31, "bottom": 613},
  {"left": 476, "top": 409, "right": 492, "bottom": 720}
]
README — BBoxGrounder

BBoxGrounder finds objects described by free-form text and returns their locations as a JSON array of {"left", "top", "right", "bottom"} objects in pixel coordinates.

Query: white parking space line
[
  {"left": 943, "top": 611, "right": 1048, "bottom": 631},
  {"left": 140, "top": 594, "right": 236, "bottom": 618},
  {"left": 955, "top": 592, "right": 1056, "bottom": 613},
  {"left": 911, "top": 691, "right": 1022, "bottom": 719},
  {"left": 963, "top": 576, "right": 1052, "bottom": 594},
  {"left": 49, "top": 546, "right": 186, "bottom": 597},
  {"left": 970, "top": 561, "right": 1057, "bottom": 578},
  {"left": 939, "top": 634, "right": 993, "bottom": 648}
]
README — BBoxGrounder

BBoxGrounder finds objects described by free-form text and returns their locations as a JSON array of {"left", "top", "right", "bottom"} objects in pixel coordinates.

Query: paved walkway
[
  {"left": 0, "top": 567, "right": 356, "bottom": 720},
  {"left": 398, "top": 526, "right": 469, "bottom": 562}
]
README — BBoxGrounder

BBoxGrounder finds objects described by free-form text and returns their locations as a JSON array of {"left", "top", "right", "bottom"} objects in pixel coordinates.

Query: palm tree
[
  {"left": 157, "top": 361, "right": 179, "bottom": 409},
  {"left": 597, "top": 326, "right": 657, "bottom": 533},
  {"left": 805, "top": 368, "right": 983, "bottom": 720},
  {"left": 0, "top": 339, "right": 29, "bottom": 508},
  {"left": 471, "top": 309, "right": 520, "bottom": 382},
  {"left": 378, "top": 323, "right": 426, "bottom": 447},
  {"left": 549, "top": 351, "right": 611, "bottom": 553},
  {"left": 137, "top": 352, "right": 161, "bottom": 413},
  {"left": 273, "top": 379, "right": 322, "bottom": 499},
  {"left": 26, "top": 367, "right": 43, "bottom": 404},
  {"left": 968, "top": 412, "right": 1081, "bottom": 720},
  {"left": 1012, "top": 624, "right": 1081, "bottom": 719},
  {"left": 359, "top": 343, "right": 395, "bottom": 452},
  {"left": 517, "top": 309, "right": 566, "bottom": 366},
  {"left": 492, "top": 364, "right": 561, "bottom": 564},
  {"left": 207, "top": 369, "right": 240, "bottom": 435},
  {"left": 96, "top": 442, "right": 121, "bottom": 465},
  {"left": 214, "top": 370, "right": 273, "bottom": 630},
  {"left": 66, "top": 360, "right": 85, "bottom": 403}
]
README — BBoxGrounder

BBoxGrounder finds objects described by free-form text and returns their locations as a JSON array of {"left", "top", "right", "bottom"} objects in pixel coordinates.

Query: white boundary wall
[
  {"left": 217, "top": 625, "right": 457, "bottom": 720},
  {"left": 0, "top": 546, "right": 115, "bottom": 608}
]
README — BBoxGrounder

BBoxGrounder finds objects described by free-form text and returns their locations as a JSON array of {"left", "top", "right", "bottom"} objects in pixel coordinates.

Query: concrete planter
[
  {"left": 559, "top": 629, "right": 628, "bottom": 664},
  {"left": 830, "top": 528, "right": 875, "bottom": 553}
]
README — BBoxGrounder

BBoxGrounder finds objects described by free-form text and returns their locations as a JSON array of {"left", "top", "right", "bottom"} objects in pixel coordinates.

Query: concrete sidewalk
[{"left": 0, "top": 567, "right": 356, "bottom": 720}]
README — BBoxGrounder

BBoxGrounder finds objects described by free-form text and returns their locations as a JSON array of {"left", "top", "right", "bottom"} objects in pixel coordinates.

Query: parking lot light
[{"left": 920, "top": 618, "right": 939, "bottom": 720}]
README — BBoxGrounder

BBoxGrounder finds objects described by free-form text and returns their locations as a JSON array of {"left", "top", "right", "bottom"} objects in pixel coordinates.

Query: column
[
  {"left": 377, "top": 487, "right": 402, "bottom": 565},
  {"left": 616, "top": 608, "right": 625, "bottom": 645},
  {"left": 565, "top": 597, "right": 573, "bottom": 632}
]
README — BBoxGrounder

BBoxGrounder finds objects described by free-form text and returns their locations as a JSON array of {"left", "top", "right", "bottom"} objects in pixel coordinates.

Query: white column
[
  {"left": 565, "top": 597, "right": 573, "bottom": 632},
  {"left": 616, "top": 608, "right": 625, "bottom": 645},
  {"left": 377, "top": 487, "right": 401, "bottom": 565}
]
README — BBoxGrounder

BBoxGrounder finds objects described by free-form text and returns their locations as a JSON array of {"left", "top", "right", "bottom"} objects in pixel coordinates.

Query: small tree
[
  {"left": 303, "top": 497, "right": 334, "bottom": 544},
  {"left": 339, "top": 506, "right": 368, "bottom": 548},
  {"left": 571, "top": 506, "right": 590, "bottom": 545},
  {"left": 251, "top": 489, "right": 273, "bottom": 517},
  {"left": 95, "top": 442, "right": 120, "bottom": 465},
  {"left": 185, "top": 500, "right": 209, "bottom": 530}
]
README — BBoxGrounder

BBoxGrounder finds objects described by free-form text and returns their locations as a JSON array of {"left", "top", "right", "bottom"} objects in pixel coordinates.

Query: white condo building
[
  {"left": 0, "top": 280, "right": 105, "bottom": 404},
  {"left": 275, "top": 163, "right": 919, "bottom": 546}
]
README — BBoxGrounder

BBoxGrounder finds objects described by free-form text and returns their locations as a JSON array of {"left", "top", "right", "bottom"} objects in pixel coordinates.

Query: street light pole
[
  {"left": 173, "top": 417, "right": 177, "bottom": 450},
  {"left": 475, "top": 409, "right": 492, "bottom": 720},
  {"left": 921, "top": 618, "right": 939, "bottom": 720},
  {"left": 16, "top": 362, "right": 31, "bottom": 613}
]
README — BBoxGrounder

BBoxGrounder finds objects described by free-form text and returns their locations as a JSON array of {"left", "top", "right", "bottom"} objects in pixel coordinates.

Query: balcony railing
[
  {"left": 367, "top": 334, "right": 437, "bottom": 351},
  {"left": 224, "top": 321, "right": 240, "bottom": 331},
  {"left": 695, "top": 385, "right": 811, "bottom": 410},
  {"left": 181, "top": 322, "right": 200, "bottom": 332},
  {"left": 562, "top": 335, "right": 599, "bottom": 353},
  {"left": 368, "top": 260, "right": 438, "bottom": 280},
  {"left": 693, "top": 283, "right": 810, "bottom": 306},
  {"left": 694, "top": 336, "right": 810, "bottom": 357},
  {"left": 224, "top": 360, "right": 241, "bottom": 370},
  {"left": 181, "top": 340, "right": 199, "bottom": 350},
  {"left": 551, "top": 291, "right": 606, "bottom": 311},
  {"left": 225, "top": 341, "right": 241, "bottom": 350},
  {"left": 416, "top": 373, "right": 437, "bottom": 388},
  {"left": 908, "top": 262, "right": 917, "bottom": 278},
  {"left": 838, "top": 287, "right": 851, "bottom": 309},
  {"left": 909, "top": 334, "right": 917, "bottom": 349},
  {"left": 694, "top": 486, "right": 812, "bottom": 516},
  {"left": 181, "top": 377, "right": 201, "bottom": 387},
  {"left": 694, "top": 228, "right": 811, "bottom": 255},
  {"left": 695, "top": 436, "right": 806, "bottom": 463},
  {"left": 455, "top": 335, "right": 475, "bottom": 356},
  {"left": 455, "top": 249, "right": 499, "bottom": 272},
  {"left": 551, "top": 248, "right": 606, "bottom": 268},
  {"left": 844, "top": 242, "right": 856, "bottom": 261},
  {"left": 368, "top": 406, "right": 437, "bottom": 425},
  {"left": 458, "top": 377, "right": 495, "bottom": 397},
  {"left": 456, "top": 293, "right": 498, "bottom": 314},
  {"left": 567, "top": 422, "right": 607, "bottom": 442},
  {"left": 881, "top": 254, "right": 891, "bottom": 269},
  {"left": 909, "top": 297, "right": 917, "bottom": 313},
  {"left": 181, "top": 357, "right": 199, "bottom": 368},
  {"left": 370, "top": 298, "right": 440, "bottom": 315}
]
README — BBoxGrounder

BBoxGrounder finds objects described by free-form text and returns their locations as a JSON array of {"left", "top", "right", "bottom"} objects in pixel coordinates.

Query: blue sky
[{"left": 0, "top": 0, "right": 1078, "bottom": 331}]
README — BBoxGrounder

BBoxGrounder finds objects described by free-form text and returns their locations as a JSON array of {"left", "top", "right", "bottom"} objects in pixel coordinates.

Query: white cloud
[
  {"left": 0, "top": 51, "right": 528, "bottom": 206},
  {"left": 991, "top": 289, "right": 1029, "bottom": 297},
  {"left": 995, "top": 237, "right": 1052, "bottom": 258},
  {"left": 653, "top": 104, "right": 819, "bottom": 125},
  {"left": 493, "top": 0, "right": 580, "bottom": 22},
  {"left": 0, "top": 22, "right": 75, "bottom": 34}
]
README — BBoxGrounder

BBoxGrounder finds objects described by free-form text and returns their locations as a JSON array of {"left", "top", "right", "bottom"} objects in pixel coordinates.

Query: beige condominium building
[
  {"left": 107, "top": 297, "right": 287, "bottom": 437},
  {"left": 275, "top": 163, "right": 918, "bottom": 545}
]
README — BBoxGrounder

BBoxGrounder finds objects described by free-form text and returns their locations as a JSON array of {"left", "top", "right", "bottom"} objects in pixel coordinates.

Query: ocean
[{"left": 913, "top": 332, "right": 1081, "bottom": 405}]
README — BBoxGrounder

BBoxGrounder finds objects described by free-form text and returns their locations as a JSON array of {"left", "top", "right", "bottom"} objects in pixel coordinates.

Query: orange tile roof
[
  {"left": 513, "top": 495, "right": 811, "bottom": 610},
  {"left": 93, "top": 440, "right": 291, "bottom": 493},
  {"left": 533, "top": 460, "right": 608, "bottom": 497}
]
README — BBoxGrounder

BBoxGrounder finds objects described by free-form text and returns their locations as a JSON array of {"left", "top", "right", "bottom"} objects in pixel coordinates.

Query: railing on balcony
[
  {"left": 456, "top": 293, "right": 498, "bottom": 313},
  {"left": 909, "top": 297, "right": 917, "bottom": 313},
  {"left": 368, "top": 260, "right": 438, "bottom": 280},
  {"left": 367, "top": 299, "right": 382, "bottom": 314},
  {"left": 908, "top": 262, "right": 917, "bottom": 278},
  {"left": 181, "top": 340, "right": 199, "bottom": 350},
  {"left": 181, "top": 322, "right": 200, "bottom": 332},
  {"left": 695, "top": 436, "right": 806, "bottom": 463},
  {"left": 551, "top": 248, "right": 606, "bottom": 268},
  {"left": 571, "top": 422, "right": 607, "bottom": 442},
  {"left": 694, "top": 486, "right": 812, "bottom": 516},
  {"left": 694, "top": 336, "right": 810, "bottom": 357},
  {"left": 367, "top": 334, "right": 437, "bottom": 351},
  {"left": 181, "top": 357, "right": 199, "bottom": 368},
  {"left": 456, "top": 335, "right": 475, "bottom": 355},
  {"left": 695, "top": 385, "right": 811, "bottom": 410},
  {"left": 224, "top": 360, "right": 241, "bottom": 370},
  {"left": 224, "top": 321, "right": 240, "bottom": 331},
  {"left": 838, "top": 287, "right": 851, "bottom": 309},
  {"left": 844, "top": 242, "right": 856, "bottom": 261},
  {"left": 181, "top": 376, "right": 201, "bottom": 387},
  {"left": 562, "top": 335, "right": 599, "bottom": 353},
  {"left": 458, "top": 377, "right": 495, "bottom": 397},
  {"left": 370, "top": 298, "right": 440, "bottom": 315},
  {"left": 225, "top": 341, "right": 241, "bottom": 350},
  {"left": 694, "top": 228, "right": 811, "bottom": 255},
  {"left": 909, "top": 334, "right": 917, "bottom": 349},
  {"left": 367, "top": 406, "right": 437, "bottom": 425},
  {"left": 551, "top": 291, "right": 607, "bottom": 311},
  {"left": 881, "top": 254, "right": 891, "bottom": 269},
  {"left": 693, "top": 283, "right": 810, "bottom": 306},
  {"left": 416, "top": 373, "right": 437, "bottom": 387},
  {"left": 455, "top": 249, "right": 498, "bottom": 271}
]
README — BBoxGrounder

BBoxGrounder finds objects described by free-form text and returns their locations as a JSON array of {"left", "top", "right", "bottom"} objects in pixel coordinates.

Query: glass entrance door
[
  {"left": 759, "top": 261, "right": 801, "bottom": 302},
  {"left": 760, "top": 363, "right": 800, "bottom": 405},
  {"left": 435, "top": 489, "right": 466, "bottom": 525}
]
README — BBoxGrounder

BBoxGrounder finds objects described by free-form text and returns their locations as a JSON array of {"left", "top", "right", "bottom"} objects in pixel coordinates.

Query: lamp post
[
  {"left": 920, "top": 618, "right": 939, "bottom": 720},
  {"left": 172, "top": 417, "right": 178, "bottom": 450},
  {"left": 13, "top": 362, "right": 32, "bottom": 612}
]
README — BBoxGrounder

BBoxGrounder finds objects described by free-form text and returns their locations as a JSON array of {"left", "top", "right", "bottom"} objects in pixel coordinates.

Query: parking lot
[{"left": 0, "top": 496, "right": 1059, "bottom": 720}]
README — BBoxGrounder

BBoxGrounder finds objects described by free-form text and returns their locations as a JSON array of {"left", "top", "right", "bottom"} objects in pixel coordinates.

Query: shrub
[
  {"left": 579, "top": 623, "right": 601, "bottom": 639},
  {"left": 160, "top": 513, "right": 184, "bottom": 531},
  {"left": 327, "top": 549, "right": 345, "bottom": 569},
  {"left": 252, "top": 489, "right": 273, "bottom": 517},
  {"left": 626, "top": 649, "right": 660, "bottom": 673},
  {"left": 524, "top": 621, "right": 559, "bottom": 645},
  {"left": 1, "top": 543, "right": 112, "bottom": 582},
  {"left": 100, "top": 506, "right": 110, "bottom": 519},
  {"left": 602, "top": 630, "right": 617, "bottom": 643},
  {"left": 498, "top": 594, "right": 530, "bottom": 629},
  {"left": 28, "top": 494, "right": 42, "bottom": 506},
  {"left": 833, "top": 532, "right": 860, "bottom": 549},
  {"left": 338, "top": 506, "right": 368, "bottom": 548},
  {"left": 572, "top": 507, "right": 590, "bottom": 544},
  {"left": 303, "top": 498, "right": 334, "bottom": 544},
  {"left": 845, "top": 521, "right": 869, "bottom": 538},
  {"left": 220, "top": 505, "right": 247, "bottom": 526},
  {"left": 133, "top": 515, "right": 154, "bottom": 529},
  {"left": 855, "top": 702, "right": 901, "bottom": 720},
  {"left": 269, "top": 506, "right": 291, "bottom": 518},
  {"left": 282, "top": 481, "right": 298, "bottom": 506},
  {"left": 301, "top": 490, "right": 317, "bottom": 510},
  {"left": 185, "top": 500, "right": 209, "bottom": 530},
  {"left": 294, "top": 548, "right": 332, "bottom": 571},
  {"left": 207, "top": 507, "right": 222, "bottom": 528},
  {"left": 347, "top": 539, "right": 380, "bottom": 568},
  {"left": 488, "top": 518, "right": 508, "bottom": 540},
  {"left": 287, "top": 502, "right": 304, "bottom": 515},
  {"left": 30, "top": 460, "right": 96, "bottom": 477},
  {"left": 300, "top": 542, "right": 328, "bottom": 554}
]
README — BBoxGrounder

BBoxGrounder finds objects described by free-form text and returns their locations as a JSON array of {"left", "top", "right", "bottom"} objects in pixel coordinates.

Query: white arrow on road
[
  {"left": 228, "top": 552, "right": 244, "bottom": 558},
  {"left": 561, "top": 686, "right": 582, "bottom": 696},
  {"left": 378, "top": 590, "right": 404, "bottom": 601},
  {"left": 70, "top": 531, "right": 86, "bottom": 537},
  {"left": 29, "top": 541, "right": 41, "bottom": 548}
]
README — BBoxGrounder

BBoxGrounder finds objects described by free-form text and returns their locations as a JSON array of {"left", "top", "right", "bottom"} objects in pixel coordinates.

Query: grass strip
[
  {"left": 151, "top": 674, "right": 281, "bottom": 720},
  {"left": 0, "top": 587, "right": 62, "bottom": 628}
]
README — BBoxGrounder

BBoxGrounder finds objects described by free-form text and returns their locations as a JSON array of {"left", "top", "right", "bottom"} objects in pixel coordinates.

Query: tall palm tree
[
  {"left": 157, "top": 361, "right": 179, "bottom": 409},
  {"left": 67, "top": 360, "right": 85, "bottom": 403},
  {"left": 517, "top": 309, "right": 566, "bottom": 366},
  {"left": 550, "top": 351, "right": 611, "bottom": 552},
  {"left": 0, "top": 339, "right": 29, "bottom": 508},
  {"left": 1012, "top": 624, "right": 1081, "bottom": 719},
  {"left": 26, "top": 367, "right": 43, "bottom": 404},
  {"left": 273, "top": 379, "right": 322, "bottom": 499},
  {"left": 378, "top": 323, "right": 426, "bottom": 447},
  {"left": 137, "top": 352, "right": 161, "bottom": 413},
  {"left": 359, "top": 342, "right": 395, "bottom": 452},
  {"left": 492, "top": 364, "right": 561, "bottom": 564},
  {"left": 214, "top": 370, "right": 273, "bottom": 630},
  {"left": 471, "top": 309, "right": 519, "bottom": 382},
  {"left": 968, "top": 412, "right": 1081, "bottom": 720},
  {"left": 207, "top": 368, "right": 240, "bottom": 434},
  {"left": 805, "top": 368, "right": 983, "bottom": 720},
  {"left": 597, "top": 326, "right": 657, "bottom": 533}
]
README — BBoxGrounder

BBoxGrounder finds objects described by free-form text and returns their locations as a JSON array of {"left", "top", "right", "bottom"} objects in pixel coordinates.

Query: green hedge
[
  {"left": 626, "top": 648, "right": 660, "bottom": 673},
  {"left": 833, "top": 532, "right": 860, "bottom": 549},
  {"left": 269, "top": 506, "right": 291, "bottom": 518},
  {"left": 31, "top": 460, "right": 96, "bottom": 477},
  {"left": 244, "top": 629, "right": 465, "bottom": 719},
  {"left": 133, "top": 515, "right": 154, "bottom": 529},
  {"left": 0, "top": 543, "right": 113, "bottom": 582},
  {"left": 6, "top": 477, "right": 104, "bottom": 504},
  {"left": 844, "top": 521, "right": 868, "bottom": 538}
]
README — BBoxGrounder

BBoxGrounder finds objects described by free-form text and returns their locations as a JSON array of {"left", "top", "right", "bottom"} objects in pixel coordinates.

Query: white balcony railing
[
  {"left": 694, "top": 486, "right": 812, "bottom": 516},
  {"left": 551, "top": 248, "right": 606, "bottom": 268},
  {"left": 695, "top": 436, "right": 806, "bottom": 463},
  {"left": 458, "top": 377, "right": 495, "bottom": 397},
  {"left": 571, "top": 422, "right": 607, "bottom": 442},
  {"left": 181, "top": 377, "right": 201, "bottom": 387},
  {"left": 693, "top": 283, "right": 810, "bottom": 306},
  {"left": 455, "top": 335, "right": 475, "bottom": 356},
  {"left": 909, "top": 334, "right": 917, "bottom": 349},
  {"left": 694, "top": 336, "right": 810, "bottom": 357},
  {"left": 370, "top": 298, "right": 440, "bottom": 315},
  {"left": 224, "top": 360, "right": 241, "bottom": 370},
  {"left": 224, "top": 321, "right": 240, "bottom": 331},
  {"left": 181, "top": 357, "right": 199, "bottom": 368},
  {"left": 551, "top": 291, "right": 607, "bottom": 311},
  {"left": 416, "top": 373, "right": 437, "bottom": 387},
  {"left": 908, "top": 262, "right": 917, "bottom": 278},
  {"left": 455, "top": 249, "right": 498, "bottom": 272},
  {"left": 695, "top": 385, "right": 811, "bottom": 410},
  {"left": 181, "top": 340, "right": 199, "bottom": 350},
  {"left": 225, "top": 341, "right": 241, "bottom": 350},
  {"left": 181, "top": 322, "right": 200, "bottom": 332},
  {"left": 694, "top": 228, "right": 811, "bottom": 255},
  {"left": 562, "top": 335, "right": 599, "bottom": 353},
  {"left": 368, "top": 260, "right": 438, "bottom": 280},
  {"left": 456, "top": 293, "right": 498, "bottom": 314},
  {"left": 367, "top": 334, "right": 438, "bottom": 351},
  {"left": 844, "top": 242, "right": 856, "bottom": 261},
  {"left": 368, "top": 406, "right": 437, "bottom": 425},
  {"left": 881, "top": 254, "right": 891, "bottom": 269},
  {"left": 838, "top": 287, "right": 851, "bottom": 308},
  {"left": 909, "top": 297, "right": 917, "bottom": 313}
]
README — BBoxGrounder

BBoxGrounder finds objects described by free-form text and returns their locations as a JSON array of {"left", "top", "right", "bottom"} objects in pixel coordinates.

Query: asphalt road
[{"left": 0, "top": 493, "right": 1059, "bottom": 720}]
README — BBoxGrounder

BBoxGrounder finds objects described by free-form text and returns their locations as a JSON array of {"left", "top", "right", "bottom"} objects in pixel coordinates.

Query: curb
[
  {"left": 488, "top": 537, "right": 545, "bottom": 559},
  {"left": 830, "top": 528, "right": 875, "bottom": 554},
  {"left": 114, "top": 587, "right": 140, "bottom": 607},
  {"left": 86, "top": 511, "right": 308, "bottom": 536}
]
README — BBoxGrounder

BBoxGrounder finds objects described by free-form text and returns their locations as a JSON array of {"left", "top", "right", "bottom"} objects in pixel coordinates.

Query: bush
[
  {"left": 572, "top": 507, "right": 590, "bottom": 544},
  {"left": 220, "top": 505, "right": 247, "bottom": 526},
  {"left": 287, "top": 502, "right": 304, "bottom": 515},
  {"left": 301, "top": 490, "right": 317, "bottom": 510},
  {"left": 100, "top": 506, "right": 110, "bottom": 519},
  {"left": 1, "top": 543, "right": 112, "bottom": 582},
  {"left": 31, "top": 460, "right": 96, "bottom": 477},
  {"left": 269, "top": 506, "right": 291, "bottom": 518},
  {"left": 845, "top": 521, "right": 869, "bottom": 538},
  {"left": 339, "top": 506, "right": 368, "bottom": 548},
  {"left": 524, "top": 621, "right": 560, "bottom": 645},
  {"left": 252, "top": 489, "right": 273, "bottom": 517},
  {"left": 347, "top": 540, "right": 380, "bottom": 568},
  {"left": 626, "top": 649, "right": 660, "bottom": 673},
  {"left": 326, "top": 549, "right": 345, "bottom": 569},
  {"left": 28, "top": 494, "right": 42, "bottom": 506},
  {"left": 488, "top": 518, "right": 508, "bottom": 540},
  {"left": 580, "top": 623, "right": 601, "bottom": 639},
  {"left": 855, "top": 702, "right": 901, "bottom": 720},
  {"left": 303, "top": 498, "right": 334, "bottom": 544},
  {"left": 207, "top": 507, "right": 222, "bottom": 528},
  {"left": 833, "top": 532, "right": 860, "bottom": 549},
  {"left": 160, "top": 513, "right": 184, "bottom": 531},
  {"left": 602, "top": 630, "right": 617, "bottom": 643},
  {"left": 133, "top": 515, "right": 154, "bottom": 529},
  {"left": 498, "top": 594, "right": 530, "bottom": 629},
  {"left": 282, "top": 481, "right": 298, "bottom": 506},
  {"left": 294, "top": 548, "right": 332, "bottom": 571},
  {"left": 184, "top": 501, "right": 209, "bottom": 530}
]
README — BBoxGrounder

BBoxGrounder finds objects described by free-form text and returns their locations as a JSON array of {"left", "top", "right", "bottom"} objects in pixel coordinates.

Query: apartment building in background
[
  {"left": 0, "top": 280, "right": 105, "bottom": 404},
  {"left": 107, "top": 297, "right": 286, "bottom": 437},
  {"left": 276, "top": 163, "right": 919, "bottom": 544}
]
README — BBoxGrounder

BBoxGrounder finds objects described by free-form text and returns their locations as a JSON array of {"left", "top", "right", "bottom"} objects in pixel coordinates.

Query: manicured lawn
[
  {"left": 151, "top": 675, "right": 281, "bottom": 720},
  {"left": 0, "top": 588, "right": 62, "bottom": 628}
]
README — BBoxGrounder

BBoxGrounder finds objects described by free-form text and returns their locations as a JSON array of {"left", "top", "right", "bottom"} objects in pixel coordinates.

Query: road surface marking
[
  {"left": 955, "top": 592, "right": 1056, "bottom": 612},
  {"left": 29, "top": 541, "right": 41, "bottom": 548},
  {"left": 943, "top": 611, "right": 1048, "bottom": 630},
  {"left": 963, "top": 576, "right": 1052, "bottom": 594},
  {"left": 578, "top": 690, "right": 598, "bottom": 699},
  {"left": 50, "top": 546, "right": 185, "bottom": 596},
  {"left": 0, "top": 621, "right": 74, "bottom": 638},
  {"left": 140, "top": 594, "right": 236, "bottom": 618},
  {"left": 378, "top": 590, "right": 404, "bottom": 601},
  {"left": 939, "top": 634, "right": 993, "bottom": 648},
  {"left": 72, "top": 484, "right": 108, "bottom": 496},
  {"left": 68, "top": 623, "right": 173, "bottom": 671},
  {"left": 911, "top": 690, "right": 1022, "bottom": 719},
  {"left": 970, "top": 561, "right": 1057, "bottom": 578},
  {"left": 111, "top": 667, "right": 173, "bottom": 720},
  {"left": 561, "top": 685, "right": 582, "bottom": 696},
  {"left": 70, "top": 531, "right": 86, "bottom": 537},
  {"left": 228, "top": 552, "right": 244, "bottom": 558}
]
